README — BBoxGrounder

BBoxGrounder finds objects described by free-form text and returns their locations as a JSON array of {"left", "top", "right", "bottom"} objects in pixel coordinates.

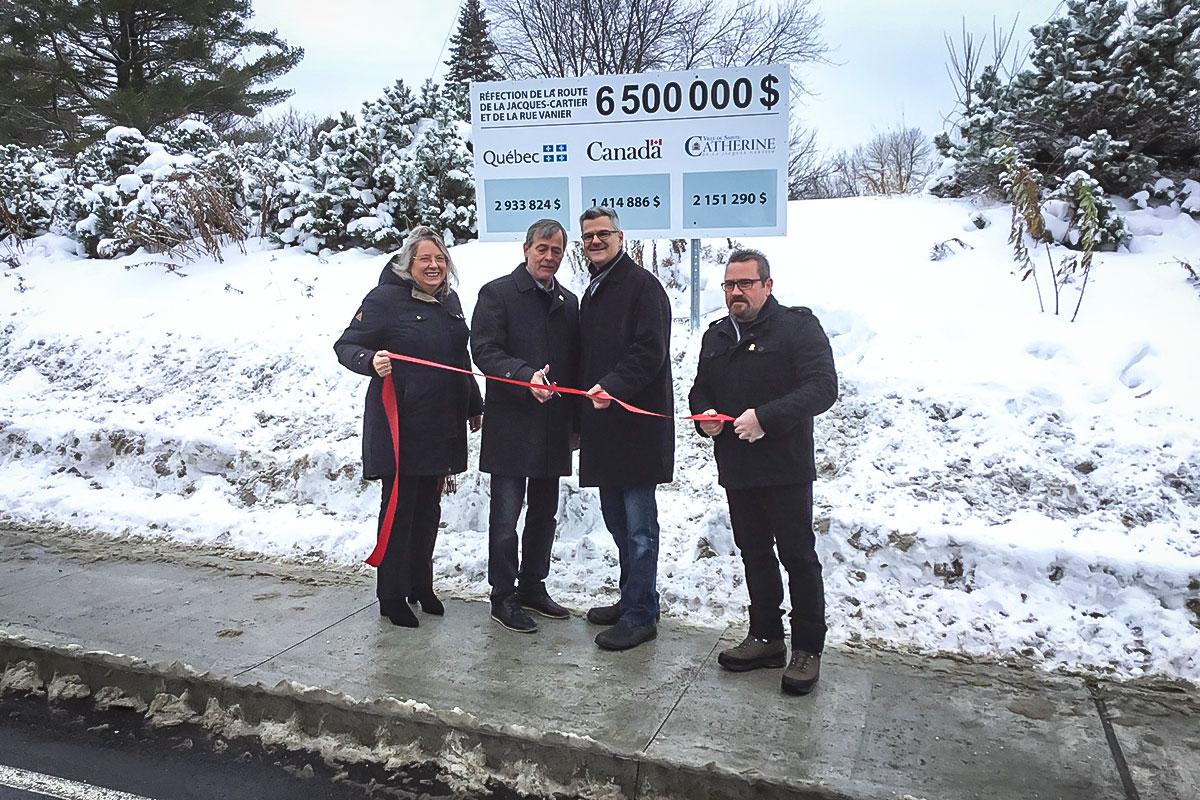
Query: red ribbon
[
  {"left": 365, "top": 351, "right": 734, "bottom": 567},
  {"left": 366, "top": 374, "right": 403, "bottom": 567}
]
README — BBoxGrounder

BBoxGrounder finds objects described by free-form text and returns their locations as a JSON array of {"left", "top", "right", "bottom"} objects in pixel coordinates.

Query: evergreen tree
[
  {"left": 1006, "top": 0, "right": 1127, "bottom": 170},
  {"left": 42, "top": 124, "right": 246, "bottom": 258},
  {"left": 157, "top": 121, "right": 224, "bottom": 159},
  {"left": 0, "top": 143, "right": 61, "bottom": 238},
  {"left": 266, "top": 82, "right": 478, "bottom": 253},
  {"left": 0, "top": 2, "right": 61, "bottom": 148},
  {"left": 0, "top": 0, "right": 302, "bottom": 151},
  {"left": 289, "top": 113, "right": 380, "bottom": 254},
  {"left": 418, "top": 79, "right": 444, "bottom": 121},
  {"left": 936, "top": 0, "right": 1200, "bottom": 199},
  {"left": 1114, "top": 0, "right": 1200, "bottom": 168},
  {"left": 361, "top": 80, "right": 421, "bottom": 157},
  {"left": 363, "top": 80, "right": 421, "bottom": 249},
  {"left": 443, "top": 0, "right": 503, "bottom": 120},
  {"left": 406, "top": 104, "right": 476, "bottom": 244}
]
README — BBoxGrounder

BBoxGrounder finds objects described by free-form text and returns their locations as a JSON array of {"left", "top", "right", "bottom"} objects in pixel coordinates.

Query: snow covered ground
[{"left": 2, "top": 195, "right": 1198, "bottom": 681}]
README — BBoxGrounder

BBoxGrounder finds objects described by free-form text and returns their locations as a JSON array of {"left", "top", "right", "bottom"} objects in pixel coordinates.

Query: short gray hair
[
  {"left": 390, "top": 225, "right": 458, "bottom": 289},
  {"left": 727, "top": 248, "right": 770, "bottom": 280},
  {"left": 579, "top": 206, "right": 620, "bottom": 230},
  {"left": 524, "top": 218, "right": 568, "bottom": 249}
]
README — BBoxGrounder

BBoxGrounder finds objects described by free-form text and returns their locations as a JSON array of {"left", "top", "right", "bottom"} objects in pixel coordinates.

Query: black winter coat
[
  {"left": 688, "top": 295, "right": 837, "bottom": 489},
  {"left": 471, "top": 264, "right": 580, "bottom": 477},
  {"left": 334, "top": 265, "right": 483, "bottom": 479},
  {"left": 578, "top": 251, "right": 674, "bottom": 487}
]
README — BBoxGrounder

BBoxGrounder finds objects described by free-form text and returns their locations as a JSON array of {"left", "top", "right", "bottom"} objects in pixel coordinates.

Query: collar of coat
[
  {"left": 396, "top": 271, "right": 447, "bottom": 304},
  {"left": 715, "top": 294, "right": 781, "bottom": 339},
  {"left": 513, "top": 263, "right": 569, "bottom": 315},
  {"left": 586, "top": 251, "right": 632, "bottom": 285},
  {"left": 513, "top": 263, "right": 556, "bottom": 293},
  {"left": 409, "top": 283, "right": 444, "bottom": 304}
]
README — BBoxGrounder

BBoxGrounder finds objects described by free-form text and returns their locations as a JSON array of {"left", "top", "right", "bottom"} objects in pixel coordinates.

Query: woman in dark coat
[{"left": 334, "top": 226, "right": 482, "bottom": 628}]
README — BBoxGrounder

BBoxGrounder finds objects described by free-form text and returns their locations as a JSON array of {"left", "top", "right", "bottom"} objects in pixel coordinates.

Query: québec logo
[
  {"left": 586, "top": 138, "right": 663, "bottom": 161},
  {"left": 482, "top": 143, "right": 567, "bottom": 167}
]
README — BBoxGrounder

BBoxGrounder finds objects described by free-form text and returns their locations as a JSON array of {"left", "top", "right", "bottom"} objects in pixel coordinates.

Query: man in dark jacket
[
  {"left": 471, "top": 219, "right": 580, "bottom": 634},
  {"left": 689, "top": 248, "right": 837, "bottom": 695},
  {"left": 577, "top": 207, "right": 674, "bottom": 651}
]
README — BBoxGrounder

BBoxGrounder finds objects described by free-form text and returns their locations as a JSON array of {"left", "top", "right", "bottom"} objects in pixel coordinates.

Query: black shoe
[
  {"left": 379, "top": 602, "right": 419, "bottom": 628},
  {"left": 408, "top": 593, "right": 445, "bottom": 616},
  {"left": 586, "top": 602, "right": 621, "bottom": 626},
  {"left": 519, "top": 590, "right": 570, "bottom": 620},
  {"left": 490, "top": 595, "right": 537, "bottom": 633},
  {"left": 587, "top": 603, "right": 660, "bottom": 625},
  {"left": 595, "top": 622, "right": 657, "bottom": 651}
]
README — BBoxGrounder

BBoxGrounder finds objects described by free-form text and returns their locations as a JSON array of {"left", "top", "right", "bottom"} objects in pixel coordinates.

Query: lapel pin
[{"left": 748, "top": 343, "right": 757, "bottom": 351}]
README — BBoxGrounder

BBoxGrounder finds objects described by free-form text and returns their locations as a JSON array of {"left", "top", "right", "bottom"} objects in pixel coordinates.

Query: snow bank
[{"left": 2, "top": 196, "right": 1198, "bottom": 680}]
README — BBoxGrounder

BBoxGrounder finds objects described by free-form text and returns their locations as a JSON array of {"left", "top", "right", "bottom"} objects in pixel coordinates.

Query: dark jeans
[
  {"left": 598, "top": 485, "right": 660, "bottom": 626},
  {"left": 376, "top": 475, "right": 442, "bottom": 611},
  {"left": 725, "top": 481, "right": 826, "bottom": 652},
  {"left": 488, "top": 474, "right": 560, "bottom": 601}
]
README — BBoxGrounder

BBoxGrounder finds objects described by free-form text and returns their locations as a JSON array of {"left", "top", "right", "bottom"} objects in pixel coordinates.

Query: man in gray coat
[{"left": 471, "top": 219, "right": 581, "bottom": 633}]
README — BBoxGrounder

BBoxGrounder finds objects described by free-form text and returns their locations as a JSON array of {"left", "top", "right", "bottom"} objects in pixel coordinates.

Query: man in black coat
[
  {"left": 471, "top": 219, "right": 580, "bottom": 634},
  {"left": 689, "top": 248, "right": 837, "bottom": 695},
  {"left": 577, "top": 207, "right": 674, "bottom": 651}
]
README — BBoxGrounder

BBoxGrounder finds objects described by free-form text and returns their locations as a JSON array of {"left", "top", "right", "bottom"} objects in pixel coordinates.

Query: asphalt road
[{"left": 0, "top": 693, "right": 479, "bottom": 800}]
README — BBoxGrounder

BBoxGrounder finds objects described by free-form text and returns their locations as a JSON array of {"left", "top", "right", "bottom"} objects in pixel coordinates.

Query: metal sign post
[{"left": 690, "top": 238, "right": 701, "bottom": 332}]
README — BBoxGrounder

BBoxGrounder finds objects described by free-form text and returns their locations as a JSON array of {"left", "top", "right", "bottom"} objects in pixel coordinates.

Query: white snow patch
[{"left": 3, "top": 197, "right": 1199, "bottom": 681}]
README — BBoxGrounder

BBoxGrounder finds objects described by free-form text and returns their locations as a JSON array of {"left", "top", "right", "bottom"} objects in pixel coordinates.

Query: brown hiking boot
[
  {"left": 717, "top": 634, "right": 786, "bottom": 672},
  {"left": 781, "top": 649, "right": 821, "bottom": 695}
]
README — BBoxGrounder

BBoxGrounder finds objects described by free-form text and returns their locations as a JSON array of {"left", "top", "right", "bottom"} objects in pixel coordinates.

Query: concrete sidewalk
[{"left": 0, "top": 528, "right": 1196, "bottom": 800}]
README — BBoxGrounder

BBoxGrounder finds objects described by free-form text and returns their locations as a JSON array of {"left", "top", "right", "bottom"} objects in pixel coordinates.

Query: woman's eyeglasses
[{"left": 414, "top": 254, "right": 448, "bottom": 266}]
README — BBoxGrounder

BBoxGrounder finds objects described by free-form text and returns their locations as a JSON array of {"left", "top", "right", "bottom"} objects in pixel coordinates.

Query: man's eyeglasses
[
  {"left": 581, "top": 230, "right": 617, "bottom": 243},
  {"left": 720, "top": 278, "right": 765, "bottom": 292},
  {"left": 414, "top": 254, "right": 448, "bottom": 266}
]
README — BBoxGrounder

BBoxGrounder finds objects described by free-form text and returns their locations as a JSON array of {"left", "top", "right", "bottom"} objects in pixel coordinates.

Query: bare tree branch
[{"left": 487, "top": 0, "right": 825, "bottom": 80}]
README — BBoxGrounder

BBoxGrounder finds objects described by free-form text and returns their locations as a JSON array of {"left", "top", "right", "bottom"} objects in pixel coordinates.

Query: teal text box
[
  {"left": 683, "top": 169, "right": 777, "bottom": 229},
  {"left": 580, "top": 174, "right": 670, "bottom": 230},
  {"left": 484, "top": 177, "right": 571, "bottom": 233}
]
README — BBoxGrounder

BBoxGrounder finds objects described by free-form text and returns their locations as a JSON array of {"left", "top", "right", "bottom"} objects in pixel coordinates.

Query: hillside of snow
[{"left": 2, "top": 195, "right": 1198, "bottom": 681}]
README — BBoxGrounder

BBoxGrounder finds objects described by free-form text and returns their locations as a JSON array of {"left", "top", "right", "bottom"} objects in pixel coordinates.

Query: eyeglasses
[
  {"left": 581, "top": 230, "right": 617, "bottom": 243},
  {"left": 720, "top": 278, "right": 765, "bottom": 292},
  {"left": 414, "top": 254, "right": 447, "bottom": 266}
]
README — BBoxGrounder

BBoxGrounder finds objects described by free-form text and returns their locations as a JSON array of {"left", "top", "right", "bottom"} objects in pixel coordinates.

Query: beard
[{"left": 728, "top": 299, "right": 757, "bottom": 322}]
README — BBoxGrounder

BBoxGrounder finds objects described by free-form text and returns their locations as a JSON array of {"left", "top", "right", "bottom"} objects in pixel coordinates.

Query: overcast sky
[{"left": 251, "top": 0, "right": 1063, "bottom": 153}]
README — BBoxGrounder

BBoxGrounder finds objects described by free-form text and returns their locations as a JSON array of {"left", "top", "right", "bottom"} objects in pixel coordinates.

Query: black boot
[
  {"left": 408, "top": 593, "right": 445, "bottom": 616},
  {"left": 595, "top": 621, "right": 657, "bottom": 651},
  {"left": 586, "top": 602, "right": 621, "bottom": 625},
  {"left": 379, "top": 601, "right": 419, "bottom": 628}
]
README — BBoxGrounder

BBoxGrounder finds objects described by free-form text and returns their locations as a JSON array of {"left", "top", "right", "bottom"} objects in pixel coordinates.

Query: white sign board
[{"left": 470, "top": 64, "right": 789, "bottom": 241}]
